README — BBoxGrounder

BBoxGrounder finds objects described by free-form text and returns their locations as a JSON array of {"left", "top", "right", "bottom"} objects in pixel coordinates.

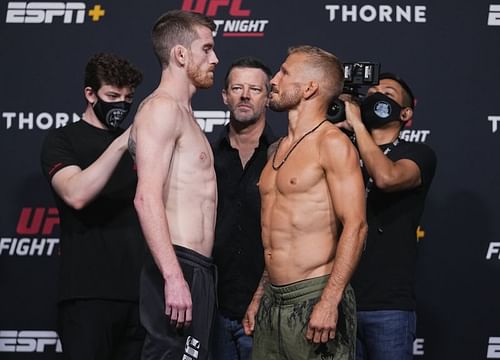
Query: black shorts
[{"left": 140, "top": 245, "right": 217, "bottom": 360}]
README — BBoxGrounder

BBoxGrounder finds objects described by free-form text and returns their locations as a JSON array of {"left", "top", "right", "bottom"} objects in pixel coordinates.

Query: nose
[
  {"left": 241, "top": 86, "right": 250, "bottom": 99},
  {"left": 211, "top": 51, "right": 219, "bottom": 65},
  {"left": 270, "top": 72, "right": 280, "bottom": 89}
]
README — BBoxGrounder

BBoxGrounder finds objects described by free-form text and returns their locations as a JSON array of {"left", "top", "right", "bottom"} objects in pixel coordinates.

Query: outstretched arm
[
  {"left": 50, "top": 127, "right": 131, "bottom": 209},
  {"left": 133, "top": 98, "right": 192, "bottom": 328},
  {"left": 306, "top": 129, "right": 367, "bottom": 344}
]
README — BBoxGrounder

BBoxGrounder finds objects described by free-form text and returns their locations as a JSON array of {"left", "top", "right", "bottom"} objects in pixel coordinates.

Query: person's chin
[
  {"left": 233, "top": 115, "right": 256, "bottom": 124},
  {"left": 197, "top": 79, "right": 214, "bottom": 89}
]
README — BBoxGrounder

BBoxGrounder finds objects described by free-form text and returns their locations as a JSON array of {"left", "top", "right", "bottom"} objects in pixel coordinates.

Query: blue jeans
[
  {"left": 212, "top": 312, "right": 253, "bottom": 360},
  {"left": 356, "top": 310, "right": 416, "bottom": 360}
]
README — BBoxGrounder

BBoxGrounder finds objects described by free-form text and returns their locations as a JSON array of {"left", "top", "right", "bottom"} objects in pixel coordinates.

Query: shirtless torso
[
  {"left": 129, "top": 92, "right": 216, "bottom": 258},
  {"left": 259, "top": 121, "right": 358, "bottom": 285}
]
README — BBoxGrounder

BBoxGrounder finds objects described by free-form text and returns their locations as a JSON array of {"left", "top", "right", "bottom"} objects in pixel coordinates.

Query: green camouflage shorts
[{"left": 252, "top": 275, "right": 356, "bottom": 360}]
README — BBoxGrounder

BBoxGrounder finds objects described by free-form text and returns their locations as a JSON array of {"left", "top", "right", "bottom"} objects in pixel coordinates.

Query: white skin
[
  {"left": 51, "top": 84, "right": 134, "bottom": 209},
  {"left": 338, "top": 78, "right": 421, "bottom": 192},
  {"left": 130, "top": 25, "right": 218, "bottom": 329},
  {"left": 243, "top": 52, "right": 367, "bottom": 344},
  {"left": 222, "top": 66, "right": 270, "bottom": 166}
]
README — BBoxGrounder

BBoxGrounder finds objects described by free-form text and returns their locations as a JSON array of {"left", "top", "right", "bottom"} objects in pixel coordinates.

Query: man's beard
[
  {"left": 187, "top": 61, "right": 214, "bottom": 89},
  {"left": 268, "top": 84, "right": 302, "bottom": 112},
  {"left": 231, "top": 103, "right": 260, "bottom": 124}
]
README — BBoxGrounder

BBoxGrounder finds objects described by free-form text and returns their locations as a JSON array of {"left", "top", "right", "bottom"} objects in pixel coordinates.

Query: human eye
[
  {"left": 203, "top": 45, "right": 213, "bottom": 54},
  {"left": 384, "top": 90, "right": 397, "bottom": 100},
  {"left": 231, "top": 85, "right": 243, "bottom": 93},
  {"left": 251, "top": 87, "right": 262, "bottom": 94}
]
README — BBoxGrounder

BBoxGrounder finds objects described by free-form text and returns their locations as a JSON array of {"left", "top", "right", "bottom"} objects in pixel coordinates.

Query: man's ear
[
  {"left": 173, "top": 45, "right": 188, "bottom": 66},
  {"left": 400, "top": 107, "right": 413, "bottom": 122},
  {"left": 222, "top": 89, "right": 228, "bottom": 105},
  {"left": 84, "top": 86, "right": 97, "bottom": 104},
  {"left": 303, "top": 81, "right": 319, "bottom": 100}
]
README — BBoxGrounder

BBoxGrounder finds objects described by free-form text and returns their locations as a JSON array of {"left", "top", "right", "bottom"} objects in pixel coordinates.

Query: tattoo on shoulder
[{"left": 128, "top": 135, "right": 136, "bottom": 160}]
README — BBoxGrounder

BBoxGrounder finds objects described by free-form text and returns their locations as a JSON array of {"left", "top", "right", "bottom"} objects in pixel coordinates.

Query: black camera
[{"left": 327, "top": 62, "right": 380, "bottom": 123}]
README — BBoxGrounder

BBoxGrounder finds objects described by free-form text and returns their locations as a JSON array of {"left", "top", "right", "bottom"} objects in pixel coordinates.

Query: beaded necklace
[{"left": 272, "top": 119, "right": 328, "bottom": 170}]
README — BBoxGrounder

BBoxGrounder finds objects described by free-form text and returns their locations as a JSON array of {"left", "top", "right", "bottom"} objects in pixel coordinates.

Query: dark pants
[
  {"left": 212, "top": 312, "right": 253, "bottom": 360},
  {"left": 58, "top": 299, "right": 144, "bottom": 360},
  {"left": 356, "top": 310, "right": 416, "bottom": 360},
  {"left": 140, "top": 245, "right": 217, "bottom": 360}
]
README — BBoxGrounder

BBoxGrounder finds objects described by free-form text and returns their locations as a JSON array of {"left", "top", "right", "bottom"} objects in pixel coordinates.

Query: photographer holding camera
[{"left": 337, "top": 72, "right": 437, "bottom": 360}]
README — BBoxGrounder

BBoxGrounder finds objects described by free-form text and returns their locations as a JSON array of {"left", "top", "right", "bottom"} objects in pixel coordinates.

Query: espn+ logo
[
  {"left": 195, "top": 110, "right": 229, "bottom": 133},
  {"left": 0, "top": 330, "right": 62, "bottom": 353},
  {"left": 5, "top": 2, "right": 106, "bottom": 24}
]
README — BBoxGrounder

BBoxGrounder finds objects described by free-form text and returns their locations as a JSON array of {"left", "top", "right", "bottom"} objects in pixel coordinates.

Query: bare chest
[
  {"left": 259, "top": 154, "right": 323, "bottom": 197},
  {"left": 174, "top": 121, "right": 214, "bottom": 173}
]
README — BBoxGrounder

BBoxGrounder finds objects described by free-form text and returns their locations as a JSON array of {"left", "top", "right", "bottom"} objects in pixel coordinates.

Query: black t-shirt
[
  {"left": 211, "top": 124, "right": 276, "bottom": 320},
  {"left": 351, "top": 140, "right": 437, "bottom": 310},
  {"left": 40, "top": 120, "right": 145, "bottom": 302}
]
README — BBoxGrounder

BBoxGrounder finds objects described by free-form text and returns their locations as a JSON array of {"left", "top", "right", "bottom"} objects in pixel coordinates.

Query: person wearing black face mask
[
  {"left": 337, "top": 73, "right": 437, "bottom": 360},
  {"left": 40, "top": 53, "right": 146, "bottom": 360},
  {"left": 92, "top": 92, "right": 132, "bottom": 130}
]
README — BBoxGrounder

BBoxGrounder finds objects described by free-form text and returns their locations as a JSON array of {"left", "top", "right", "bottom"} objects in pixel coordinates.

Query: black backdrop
[{"left": 1, "top": 1, "right": 500, "bottom": 359}]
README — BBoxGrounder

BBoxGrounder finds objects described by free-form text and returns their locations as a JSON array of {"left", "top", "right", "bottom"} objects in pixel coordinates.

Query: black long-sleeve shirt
[{"left": 211, "top": 124, "right": 276, "bottom": 320}]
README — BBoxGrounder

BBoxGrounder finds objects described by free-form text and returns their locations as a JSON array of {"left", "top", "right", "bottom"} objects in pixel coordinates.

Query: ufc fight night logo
[
  {"left": 0, "top": 207, "right": 60, "bottom": 256},
  {"left": 325, "top": 4, "right": 427, "bottom": 23},
  {"left": 5, "top": 2, "right": 106, "bottom": 24},
  {"left": 181, "top": 0, "right": 269, "bottom": 37},
  {"left": 486, "top": 242, "right": 500, "bottom": 260},
  {"left": 0, "top": 331, "right": 62, "bottom": 353}
]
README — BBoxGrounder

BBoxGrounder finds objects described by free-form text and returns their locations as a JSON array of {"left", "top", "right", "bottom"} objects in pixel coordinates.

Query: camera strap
[{"left": 362, "top": 138, "right": 400, "bottom": 197}]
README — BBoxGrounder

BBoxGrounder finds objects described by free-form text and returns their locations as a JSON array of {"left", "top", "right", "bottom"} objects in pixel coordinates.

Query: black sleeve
[
  {"left": 40, "top": 128, "right": 79, "bottom": 182},
  {"left": 400, "top": 142, "right": 437, "bottom": 187}
]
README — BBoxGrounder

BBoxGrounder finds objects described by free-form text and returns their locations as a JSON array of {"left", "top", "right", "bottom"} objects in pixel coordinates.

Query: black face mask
[
  {"left": 93, "top": 95, "right": 131, "bottom": 130},
  {"left": 361, "top": 92, "right": 403, "bottom": 129}
]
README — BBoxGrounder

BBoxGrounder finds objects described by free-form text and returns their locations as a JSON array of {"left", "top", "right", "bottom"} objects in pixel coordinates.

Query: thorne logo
[
  {"left": 488, "top": 115, "right": 500, "bottom": 133},
  {"left": 182, "top": 0, "right": 269, "bottom": 37},
  {"left": 2, "top": 111, "right": 81, "bottom": 130},
  {"left": 325, "top": 4, "right": 427, "bottom": 23},
  {"left": 0, "top": 207, "right": 60, "bottom": 256},
  {"left": 5, "top": 2, "right": 106, "bottom": 24},
  {"left": 0, "top": 330, "right": 62, "bottom": 353},
  {"left": 195, "top": 110, "right": 229, "bottom": 133},
  {"left": 488, "top": 5, "right": 500, "bottom": 25},
  {"left": 488, "top": 337, "right": 500, "bottom": 358}
]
